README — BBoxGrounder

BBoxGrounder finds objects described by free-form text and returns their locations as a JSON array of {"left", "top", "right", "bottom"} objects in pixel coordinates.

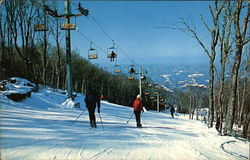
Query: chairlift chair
[
  {"left": 128, "top": 76, "right": 134, "bottom": 80},
  {"left": 154, "top": 89, "right": 158, "bottom": 94},
  {"left": 61, "top": 17, "right": 77, "bottom": 30},
  {"left": 107, "top": 41, "right": 117, "bottom": 61},
  {"left": 145, "top": 90, "right": 150, "bottom": 95},
  {"left": 34, "top": 16, "right": 48, "bottom": 31},
  {"left": 114, "top": 64, "right": 121, "bottom": 73},
  {"left": 150, "top": 95, "right": 154, "bottom": 99},
  {"left": 61, "top": 23, "right": 76, "bottom": 30},
  {"left": 88, "top": 42, "right": 98, "bottom": 60},
  {"left": 34, "top": 24, "right": 48, "bottom": 31}
]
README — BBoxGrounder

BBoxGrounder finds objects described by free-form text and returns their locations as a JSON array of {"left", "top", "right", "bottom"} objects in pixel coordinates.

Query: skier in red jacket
[{"left": 133, "top": 94, "right": 143, "bottom": 128}]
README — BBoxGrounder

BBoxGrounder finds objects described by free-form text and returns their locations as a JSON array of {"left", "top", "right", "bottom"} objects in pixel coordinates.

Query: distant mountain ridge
[
  {"left": 97, "top": 62, "right": 210, "bottom": 91},
  {"left": 144, "top": 63, "right": 210, "bottom": 90}
]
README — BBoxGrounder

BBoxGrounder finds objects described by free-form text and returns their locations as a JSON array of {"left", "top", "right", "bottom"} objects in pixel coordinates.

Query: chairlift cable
[
  {"left": 89, "top": 14, "right": 114, "bottom": 42},
  {"left": 76, "top": 29, "right": 106, "bottom": 54}
]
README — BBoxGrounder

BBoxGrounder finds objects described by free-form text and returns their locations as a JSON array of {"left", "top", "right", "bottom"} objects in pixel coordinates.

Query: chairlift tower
[
  {"left": 157, "top": 92, "right": 159, "bottom": 112},
  {"left": 65, "top": 0, "right": 73, "bottom": 99},
  {"left": 138, "top": 66, "right": 142, "bottom": 97},
  {"left": 45, "top": 0, "right": 88, "bottom": 99}
]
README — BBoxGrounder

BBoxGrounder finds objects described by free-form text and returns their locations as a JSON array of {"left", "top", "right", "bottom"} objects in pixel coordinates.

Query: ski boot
[{"left": 137, "top": 123, "right": 142, "bottom": 128}]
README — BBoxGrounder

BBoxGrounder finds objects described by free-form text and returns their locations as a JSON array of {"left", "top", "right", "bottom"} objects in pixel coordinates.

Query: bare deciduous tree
[
  {"left": 223, "top": 0, "right": 250, "bottom": 135},
  {"left": 174, "top": 0, "right": 225, "bottom": 128},
  {"left": 216, "top": 1, "right": 234, "bottom": 133}
]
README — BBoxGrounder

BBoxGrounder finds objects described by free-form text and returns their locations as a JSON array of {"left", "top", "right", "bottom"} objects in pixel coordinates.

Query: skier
[
  {"left": 133, "top": 94, "right": 143, "bottom": 128},
  {"left": 170, "top": 104, "right": 175, "bottom": 118},
  {"left": 100, "top": 94, "right": 104, "bottom": 100},
  {"left": 85, "top": 87, "right": 101, "bottom": 128}
]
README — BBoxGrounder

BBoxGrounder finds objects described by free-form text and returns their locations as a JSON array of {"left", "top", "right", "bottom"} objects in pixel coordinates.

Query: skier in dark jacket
[
  {"left": 133, "top": 95, "right": 143, "bottom": 128},
  {"left": 170, "top": 105, "right": 175, "bottom": 118},
  {"left": 85, "top": 88, "right": 101, "bottom": 128}
]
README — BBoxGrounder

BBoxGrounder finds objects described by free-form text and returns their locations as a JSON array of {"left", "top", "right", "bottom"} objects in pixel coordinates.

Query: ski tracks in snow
[
  {"left": 77, "top": 143, "right": 87, "bottom": 159},
  {"left": 88, "top": 145, "right": 112, "bottom": 160},
  {"left": 220, "top": 140, "right": 249, "bottom": 160},
  {"left": 138, "top": 134, "right": 160, "bottom": 160}
]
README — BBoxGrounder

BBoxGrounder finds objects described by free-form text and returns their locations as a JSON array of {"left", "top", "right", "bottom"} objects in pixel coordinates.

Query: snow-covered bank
[{"left": 0, "top": 87, "right": 249, "bottom": 160}]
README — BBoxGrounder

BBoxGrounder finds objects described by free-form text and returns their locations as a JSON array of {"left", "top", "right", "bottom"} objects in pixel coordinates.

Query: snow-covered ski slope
[{"left": 0, "top": 88, "right": 249, "bottom": 160}]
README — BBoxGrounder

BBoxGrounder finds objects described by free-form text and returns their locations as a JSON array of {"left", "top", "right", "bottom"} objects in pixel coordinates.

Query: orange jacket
[{"left": 133, "top": 99, "right": 142, "bottom": 111}]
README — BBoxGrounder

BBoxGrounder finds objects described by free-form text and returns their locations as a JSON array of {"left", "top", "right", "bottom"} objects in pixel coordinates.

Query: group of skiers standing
[
  {"left": 84, "top": 87, "right": 174, "bottom": 128},
  {"left": 84, "top": 87, "right": 143, "bottom": 128}
]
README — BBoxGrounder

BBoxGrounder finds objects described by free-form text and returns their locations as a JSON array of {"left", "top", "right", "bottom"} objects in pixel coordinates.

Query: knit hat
[{"left": 136, "top": 94, "right": 141, "bottom": 99}]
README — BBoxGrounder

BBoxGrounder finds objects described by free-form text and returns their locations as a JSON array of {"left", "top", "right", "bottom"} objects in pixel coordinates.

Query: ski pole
[
  {"left": 71, "top": 109, "right": 86, "bottom": 126},
  {"left": 98, "top": 113, "right": 104, "bottom": 130},
  {"left": 126, "top": 113, "right": 134, "bottom": 124},
  {"left": 140, "top": 111, "right": 144, "bottom": 118}
]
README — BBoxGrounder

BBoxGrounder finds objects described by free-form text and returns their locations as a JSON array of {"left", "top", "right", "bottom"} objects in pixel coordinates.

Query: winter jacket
[
  {"left": 170, "top": 106, "right": 175, "bottom": 113},
  {"left": 133, "top": 99, "right": 142, "bottom": 111},
  {"left": 85, "top": 91, "right": 100, "bottom": 110}
]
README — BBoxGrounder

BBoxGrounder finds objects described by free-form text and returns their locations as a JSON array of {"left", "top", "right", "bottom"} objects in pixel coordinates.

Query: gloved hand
[{"left": 98, "top": 108, "right": 100, "bottom": 113}]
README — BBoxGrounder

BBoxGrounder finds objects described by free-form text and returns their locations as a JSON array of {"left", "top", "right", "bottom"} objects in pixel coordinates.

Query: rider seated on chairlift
[
  {"left": 110, "top": 51, "right": 116, "bottom": 61},
  {"left": 130, "top": 67, "right": 135, "bottom": 75}
]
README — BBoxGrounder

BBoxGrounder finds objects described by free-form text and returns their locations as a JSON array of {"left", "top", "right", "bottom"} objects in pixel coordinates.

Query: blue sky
[{"left": 58, "top": 1, "right": 214, "bottom": 67}]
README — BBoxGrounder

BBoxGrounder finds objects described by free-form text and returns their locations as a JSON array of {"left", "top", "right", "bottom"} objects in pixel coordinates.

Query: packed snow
[
  {"left": 161, "top": 74, "right": 171, "bottom": 79},
  {"left": 182, "top": 83, "right": 207, "bottom": 88},
  {"left": 175, "top": 70, "right": 184, "bottom": 75},
  {"left": 0, "top": 81, "right": 249, "bottom": 160},
  {"left": 188, "top": 74, "right": 204, "bottom": 78}
]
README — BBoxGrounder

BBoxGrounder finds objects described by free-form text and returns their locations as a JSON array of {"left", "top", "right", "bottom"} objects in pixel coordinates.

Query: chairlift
[
  {"left": 154, "top": 89, "right": 158, "bottom": 94},
  {"left": 128, "top": 76, "right": 134, "bottom": 80},
  {"left": 107, "top": 41, "right": 117, "bottom": 61},
  {"left": 114, "top": 63, "right": 121, "bottom": 73},
  {"left": 61, "top": 17, "right": 76, "bottom": 30},
  {"left": 34, "top": 16, "right": 48, "bottom": 31},
  {"left": 61, "top": 23, "right": 76, "bottom": 30},
  {"left": 145, "top": 90, "right": 150, "bottom": 95},
  {"left": 88, "top": 42, "right": 98, "bottom": 60},
  {"left": 34, "top": 24, "right": 48, "bottom": 31},
  {"left": 150, "top": 94, "right": 154, "bottom": 99}
]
